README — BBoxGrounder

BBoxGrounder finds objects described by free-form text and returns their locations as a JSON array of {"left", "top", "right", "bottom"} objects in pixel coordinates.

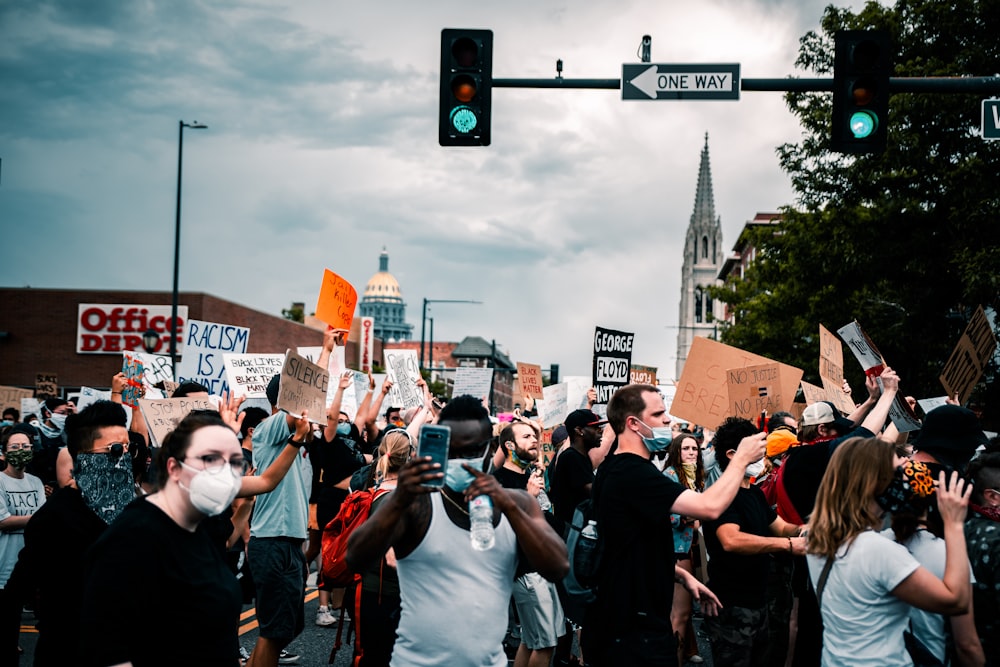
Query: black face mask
[
  {"left": 75, "top": 452, "right": 136, "bottom": 524},
  {"left": 875, "top": 460, "right": 936, "bottom": 515}
]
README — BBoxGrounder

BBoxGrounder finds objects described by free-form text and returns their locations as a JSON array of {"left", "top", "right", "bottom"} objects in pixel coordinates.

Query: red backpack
[{"left": 321, "top": 488, "right": 391, "bottom": 587}]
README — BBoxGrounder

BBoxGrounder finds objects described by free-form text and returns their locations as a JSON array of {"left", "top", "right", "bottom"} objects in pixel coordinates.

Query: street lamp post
[
  {"left": 419, "top": 298, "right": 482, "bottom": 372},
  {"left": 170, "top": 120, "right": 207, "bottom": 375}
]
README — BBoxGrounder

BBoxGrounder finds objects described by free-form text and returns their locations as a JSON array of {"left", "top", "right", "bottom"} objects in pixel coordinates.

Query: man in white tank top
[{"left": 347, "top": 395, "right": 569, "bottom": 667}]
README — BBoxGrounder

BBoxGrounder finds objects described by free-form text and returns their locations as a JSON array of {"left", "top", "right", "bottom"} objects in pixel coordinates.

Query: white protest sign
[
  {"left": 76, "top": 387, "right": 111, "bottom": 412},
  {"left": 383, "top": 349, "right": 423, "bottom": 410},
  {"left": 453, "top": 367, "right": 494, "bottom": 399},
  {"left": 297, "top": 346, "right": 323, "bottom": 364},
  {"left": 539, "top": 383, "right": 569, "bottom": 428},
  {"left": 565, "top": 376, "right": 592, "bottom": 411},
  {"left": 139, "top": 396, "right": 217, "bottom": 447},
  {"left": 20, "top": 398, "right": 42, "bottom": 420},
  {"left": 223, "top": 353, "right": 286, "bottom": 399},
  {"left": 176, "top": 319, "right": 250, "bottom": 395},
  {"left": 277, "top": 349, "right": 329, "bottom": 425},
  {"left": 917, "top": 396, "right": 950, "bottom": 415},
  {"left": 129, "top": 351, "right": 174, "bottom": 393}
]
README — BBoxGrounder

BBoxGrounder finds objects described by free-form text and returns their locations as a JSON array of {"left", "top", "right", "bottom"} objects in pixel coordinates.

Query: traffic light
[
  {"left": 831, "top": 30, "right": 890, "bottom": 154},
  {"left": 439, "top": 29, "right": 493, "bottom": 146}
]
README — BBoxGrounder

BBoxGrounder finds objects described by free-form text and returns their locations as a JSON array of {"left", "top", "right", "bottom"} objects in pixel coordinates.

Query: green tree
[
  {"left": 712, "top": 0, "right": 1000, "bottom": 427},
  {"left": 281, "top": 303, "right": 305, "bottom": 323}
]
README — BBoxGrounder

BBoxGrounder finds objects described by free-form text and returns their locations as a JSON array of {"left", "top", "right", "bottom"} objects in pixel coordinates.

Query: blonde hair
[
  {"left": 375, "top": 430, "right": 412, "bottom": 483},
  {"left": 807, "top": 437, "right": 895, "bottom": 559}
]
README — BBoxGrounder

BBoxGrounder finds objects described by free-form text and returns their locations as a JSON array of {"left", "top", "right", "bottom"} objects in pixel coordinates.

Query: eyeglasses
[
  {"left": 185, "top": 453, "right": 250, "bottom": 476},
  {"left": 5, "top": 442, "right": 32, "bottom": 451},
  {"left": 91, "top": 442, "right": 137, "bottom": 459}
]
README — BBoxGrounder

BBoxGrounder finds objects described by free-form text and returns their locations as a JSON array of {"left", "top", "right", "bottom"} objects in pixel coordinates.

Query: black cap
[
  {"left": 266, "top": 374, "right": 281, "bottom": 407},
  {"left": 564, "top": 409, "right": 607, "bottom": 435},
  {"left": 913, "top": 405, "right": 988, "bottom": 469}
]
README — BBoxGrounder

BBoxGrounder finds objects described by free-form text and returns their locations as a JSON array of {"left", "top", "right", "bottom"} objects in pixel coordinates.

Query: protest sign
[
  {"left": 34, "top": 373, "right": 58, "bottom": 399},
  {"left": 0, "top": 386, "right": 33, "bottom": 415},
  {"left": 726, "top": 362, "right": 783, "bottom": 421},
  {"left": 297, "top": 346, "right": 323, "bottom": 364},
  {"left": 453, "top": 367, "right": 494, "bottom": 399},
  {"left": 837, "top": 320, "right": 922, "bottom": 433},
  {"left": 77, "top": 303, "right": 188, "bottom": 355},
  {"left": 939, "top": 305, "right": 997, "bottom": 404},
  {"left": 799, "top": 381, "right": 828, "bottom": 406},
  {"left": 175, "top": 319, "right": 250, "bottom": 395},
  {"left": 630, "top": 364, "right": 658, "bottom": 385},
  {"left": 130, "top": 352, "right": 174, "bottom": 387},
  {"left": 76, "top": 386, "right": 111, "bottom": 413},
  {"left": 565, "top": 376, "right": 592, "bottom": 411},
  {"left": 360, "top": 316, "right": 375, "bottom": 373},
  {"left": 516, "top": 362, "right": 545, "bottom": 400},
  {"left": 917, "top": 396, "right": 950, "bottom": 416},
  {"left": 670, "top": 337, "right": 803, "bottom": 431},
  {"left": 20, "top": 398, "right": 41, "bottom": 420},
  {"left": 139, "top": 396, "right": 217, "bottom": 447},
  {"left": 120, "top": 353, "right": 145, "bottom": 408},
  {"left": 315, "top": 269, "right": 358, "bottom": 331},
  {"left": 223, "top": 353, "right": 287, "bottom": 399},
  {"left": 383, "top": 348, "right": 423, "bottom": 410},
  {"left": 818, "top": 324, "right": 856, "bottom": 415},
  {"left": 277, "top": 349, "right": 329, "bottom": 425},
  {"left": 539, "top": 383, "right": 569, "bottom": 428},
  {"left": 659, "top": 384, "right": 679, "bottom": 421},
  {"left": 592, "top": 327, "right": 634, "bottom": 406}
]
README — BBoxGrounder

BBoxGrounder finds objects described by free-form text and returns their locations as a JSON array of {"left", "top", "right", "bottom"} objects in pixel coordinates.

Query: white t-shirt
[
  {"left": 807, "top": 530, "right": 920, "bottom": 667},
  {"left": 0, "top": 471, "right": 46, "bottom": 587}
]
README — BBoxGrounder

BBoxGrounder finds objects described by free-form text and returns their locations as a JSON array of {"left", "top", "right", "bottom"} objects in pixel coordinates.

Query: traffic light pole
[{"left": 493, "top": 76, "right": 1000, "bottom": 94}]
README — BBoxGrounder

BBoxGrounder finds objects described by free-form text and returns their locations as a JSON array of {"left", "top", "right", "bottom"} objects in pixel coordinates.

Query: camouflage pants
[{"left": 703, "top": 603, "right": 769, "bottom": 667}]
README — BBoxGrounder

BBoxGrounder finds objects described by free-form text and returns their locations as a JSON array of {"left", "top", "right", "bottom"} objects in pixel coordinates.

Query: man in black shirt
[
  {"left": 549, "top": 409, "right": 605, "bottom": 525},
  {"left": 583, "top": 384, "right": 767, "bottom": 667},
  {"left": 702, "top": 418, "right": 806, "bottom": 667}
]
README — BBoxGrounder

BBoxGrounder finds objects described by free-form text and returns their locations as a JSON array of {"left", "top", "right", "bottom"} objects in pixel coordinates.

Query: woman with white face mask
[{"left": 77, "top": 410, "right": 271, "bottom": 666}]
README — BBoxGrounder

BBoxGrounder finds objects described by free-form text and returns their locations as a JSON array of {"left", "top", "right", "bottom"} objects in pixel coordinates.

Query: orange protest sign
[
  {"left": 315, "top": 269, "right": 358, "bottom": 331},
  {"left": 516, "top": 362, "right": 545, "bottom": 400},
  {"left": 670, "top": 337, "right": 803, "bottom": 430}
]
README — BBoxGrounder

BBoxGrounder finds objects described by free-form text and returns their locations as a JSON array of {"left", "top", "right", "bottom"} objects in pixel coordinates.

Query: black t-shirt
[
  {"left": 80, "top": 498, "right": 242, "bottom": 667},
  {"left": 781, "top": 427, "right": 872, "bottom": 520},
  {"left": 586, "top": 452, "right": 686, "bottom": 640},
  {"left": 549, "top": 446, "right": 594, "bottom": 524},
  {"left": 703, "top": 485, "right": 777, "bottom": 609},
  {"left": 494, "top": 465, "right": 529, "bottom": 490}
]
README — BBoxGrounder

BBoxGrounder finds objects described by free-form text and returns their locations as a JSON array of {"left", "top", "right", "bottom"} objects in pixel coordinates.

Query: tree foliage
[{"left": 711, "top": 0, "right": 1000, "bottom": 427}]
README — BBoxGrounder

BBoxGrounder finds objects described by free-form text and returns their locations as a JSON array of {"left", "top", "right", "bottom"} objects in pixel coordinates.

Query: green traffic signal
[
  {"left": 831, "top": 30, "right": 890, "bottom": 154},
  {"left": 439, "top": 29, "right": 493, "bottom": 146},
  {"left": 850, "top": 110, "right": 878, "bottom": 138}
]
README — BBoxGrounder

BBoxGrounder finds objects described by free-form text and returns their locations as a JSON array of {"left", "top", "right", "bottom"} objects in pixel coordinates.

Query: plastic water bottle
[
  {"left": 574, "top": 520, "right": 600, "bottom": 581},
  {"left": 469, "top": 495, "right": 495, "bottom": 551}
]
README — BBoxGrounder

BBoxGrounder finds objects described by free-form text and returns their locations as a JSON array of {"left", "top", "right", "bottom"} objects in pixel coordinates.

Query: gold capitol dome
[
  {"left": 363, "top": 248, "right": 402, "bottom": 300},
  {"left": 360, "top": 247, "right": 414, "bottom": 342}
]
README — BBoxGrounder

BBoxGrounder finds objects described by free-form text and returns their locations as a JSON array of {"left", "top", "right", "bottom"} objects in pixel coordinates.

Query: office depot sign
[{"left": 77, "top": 304, "right": 189, "bottom": 355}]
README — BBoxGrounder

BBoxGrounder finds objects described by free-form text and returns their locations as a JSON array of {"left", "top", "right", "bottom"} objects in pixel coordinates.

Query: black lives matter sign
[{"left": 593, "top": 327, "right": 635, "bottom": 405}]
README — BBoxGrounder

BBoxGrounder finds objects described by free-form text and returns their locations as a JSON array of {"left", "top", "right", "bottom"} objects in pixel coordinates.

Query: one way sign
[
  {"left": 983, "top": 100, "right": 1000, "bottom": 140},
  {"left": 622, "top": 63, "right": 740, "bottom": 100}
]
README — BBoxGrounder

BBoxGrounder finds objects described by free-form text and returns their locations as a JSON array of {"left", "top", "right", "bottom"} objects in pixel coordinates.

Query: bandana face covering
[
  {"left": 875, "top": 460, "right": 936, "bottom": 514},
  {"left": 75, "top": 452, "right": 136, "bottom": 524}
]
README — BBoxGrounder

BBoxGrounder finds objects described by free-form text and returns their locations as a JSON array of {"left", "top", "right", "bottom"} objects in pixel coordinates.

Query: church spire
[{"left": 691, "top": 132, "right": 717, "bottom": 227}]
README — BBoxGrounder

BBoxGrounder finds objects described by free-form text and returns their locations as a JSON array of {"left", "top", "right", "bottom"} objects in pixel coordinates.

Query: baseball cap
[
  {"left": 564, "top": 409, "right": 608, "bottom": 434},
  {"left": 800, "top": 401, "right": 854, "bottom": 431}
]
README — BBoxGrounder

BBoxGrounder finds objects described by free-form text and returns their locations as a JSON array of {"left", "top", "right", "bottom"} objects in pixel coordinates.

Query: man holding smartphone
[{"left": 347, "top": 395, "right": 568, "bottom": 667}]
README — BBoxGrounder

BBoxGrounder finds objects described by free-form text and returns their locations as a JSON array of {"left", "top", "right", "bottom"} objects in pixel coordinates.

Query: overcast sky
[{"left": 0, "top": 0, "right": 876, "bottom": 381}]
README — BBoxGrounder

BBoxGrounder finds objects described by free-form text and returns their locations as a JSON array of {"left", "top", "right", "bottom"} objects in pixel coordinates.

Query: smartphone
[{"left": 417, "top": 424, "right": 451, "bottom": 488}]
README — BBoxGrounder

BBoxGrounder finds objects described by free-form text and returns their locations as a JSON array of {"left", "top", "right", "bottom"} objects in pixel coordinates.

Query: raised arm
[
  {"left": 354, "top": 375, "right": 374, "bottom": 432},
  {"left": 672, "top": 432, "right": 767, "bottom": 520},
  {"left": 323, "top": 372, "right": 352, "bottom": 441},
  {"left": 316, "top": 328, "right": 345, "bottom": 374},
  {"left": 365, "top": 378, "right": 393, "bottom": 442},
  {"left": 845, "top": 373, "right": 880, "bottom": 425},
  {"left": 858, "top": 367, "right": 899, "bottom": 435}
]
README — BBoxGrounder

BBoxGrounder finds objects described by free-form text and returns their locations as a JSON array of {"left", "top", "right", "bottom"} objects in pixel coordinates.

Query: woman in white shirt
[{"left": 805, "top": 437, "right": 972, "bottom": 667}]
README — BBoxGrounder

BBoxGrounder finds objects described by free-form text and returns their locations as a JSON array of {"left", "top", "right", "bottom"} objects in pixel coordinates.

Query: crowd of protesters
[{"left": 1, "top": 329, "right": 998, "bottom": 667}]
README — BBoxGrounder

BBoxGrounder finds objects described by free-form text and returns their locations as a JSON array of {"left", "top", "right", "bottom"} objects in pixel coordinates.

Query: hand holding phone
[{"left": 417, "top": 424, "right": 451, "bottom": 489}]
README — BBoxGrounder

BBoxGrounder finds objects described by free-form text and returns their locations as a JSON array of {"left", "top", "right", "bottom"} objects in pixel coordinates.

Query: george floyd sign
[
  {"left": 592, "top": 327, "right": 635, "bottom": 406},
  {"left": 77, "top": 304, "right": 189, "bottom": 355}
]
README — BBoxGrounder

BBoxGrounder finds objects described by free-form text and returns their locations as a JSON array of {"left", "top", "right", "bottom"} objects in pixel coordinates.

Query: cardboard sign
[
  {"left": 592, "top": 327, "right": 634, "bottom": 406},
  {"left": 139, "top": 396, "right": 217, "bottom": 447},
  {"left": 630, "top": 364, "right": 658, "bottom": 385},
  {"left": 0, "top": 386, "right": 34, "bottom": 415},
  {"left": 539, "top": 383, "right": 569, "bottom": 428},
  {"left": 837, "top": 320, "right": 922, "bottom": 433},
  {"left": 818, "top": 324, "right": 856, "bottom": 415},
  {"left": 516, "top": 362, "right": 545, "bottom": 400},
  {"left": 799, "top": 381, "right": 828, "bottom": 406},
  {"left": 120, "top": 353, "right": 145, "bottom": 408},
  {"left": 726, "top": 362, "right": 783, "bottom": 421},
  {"left": 276, "top": 349, "right": 329, "bottom": 425},
  {"left": 383, "top": 348, "right": 423, "bottom": 410},
  {"left": 939, "top": 305, "right": 997, "bottom": 404},
  {"left": 223, "top": 353, "right": 287, "bottom": 399},
  {"left": 360, "top": 316, "right": 375, "bottom": 373},
  {"left": 315, "top": 269, "right": 358, "bottom": 331},
  {"left": 77, "top": 303, "right": 188, "bottom": 355},
  {"left": 176, "top": 319, "right": 250, "bottom": 395},
  {"left": 453, "top": 367, "right": 494, "bottom": 399},
  {"left": 34, "top": 373, "right": 58, "bottom": 399},
  {"left": 670, "top": 337, "right": 803, "bottom": 430}
]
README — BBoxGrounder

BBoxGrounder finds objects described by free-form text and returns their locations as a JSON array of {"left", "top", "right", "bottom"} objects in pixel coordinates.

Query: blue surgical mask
[
  {"left": 0, "top": 420, "right": 12, "bottom": 428},
  {"left": 445, "top": 453, "right": 488, "bottom": 493},
  {"left": 336, "top": 422, "right": 351, "bottom": 436},
  {"left": 636, "top": 419, "right": 672, "bottom": 453},
  {"left": 48, "top": 413, "right": 68, "bottom": 431}
]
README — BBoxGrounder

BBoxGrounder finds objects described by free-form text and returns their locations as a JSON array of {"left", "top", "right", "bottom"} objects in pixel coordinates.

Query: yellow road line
[{"left": 238, "top": 588, "right": 318, "bottom": 636}]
